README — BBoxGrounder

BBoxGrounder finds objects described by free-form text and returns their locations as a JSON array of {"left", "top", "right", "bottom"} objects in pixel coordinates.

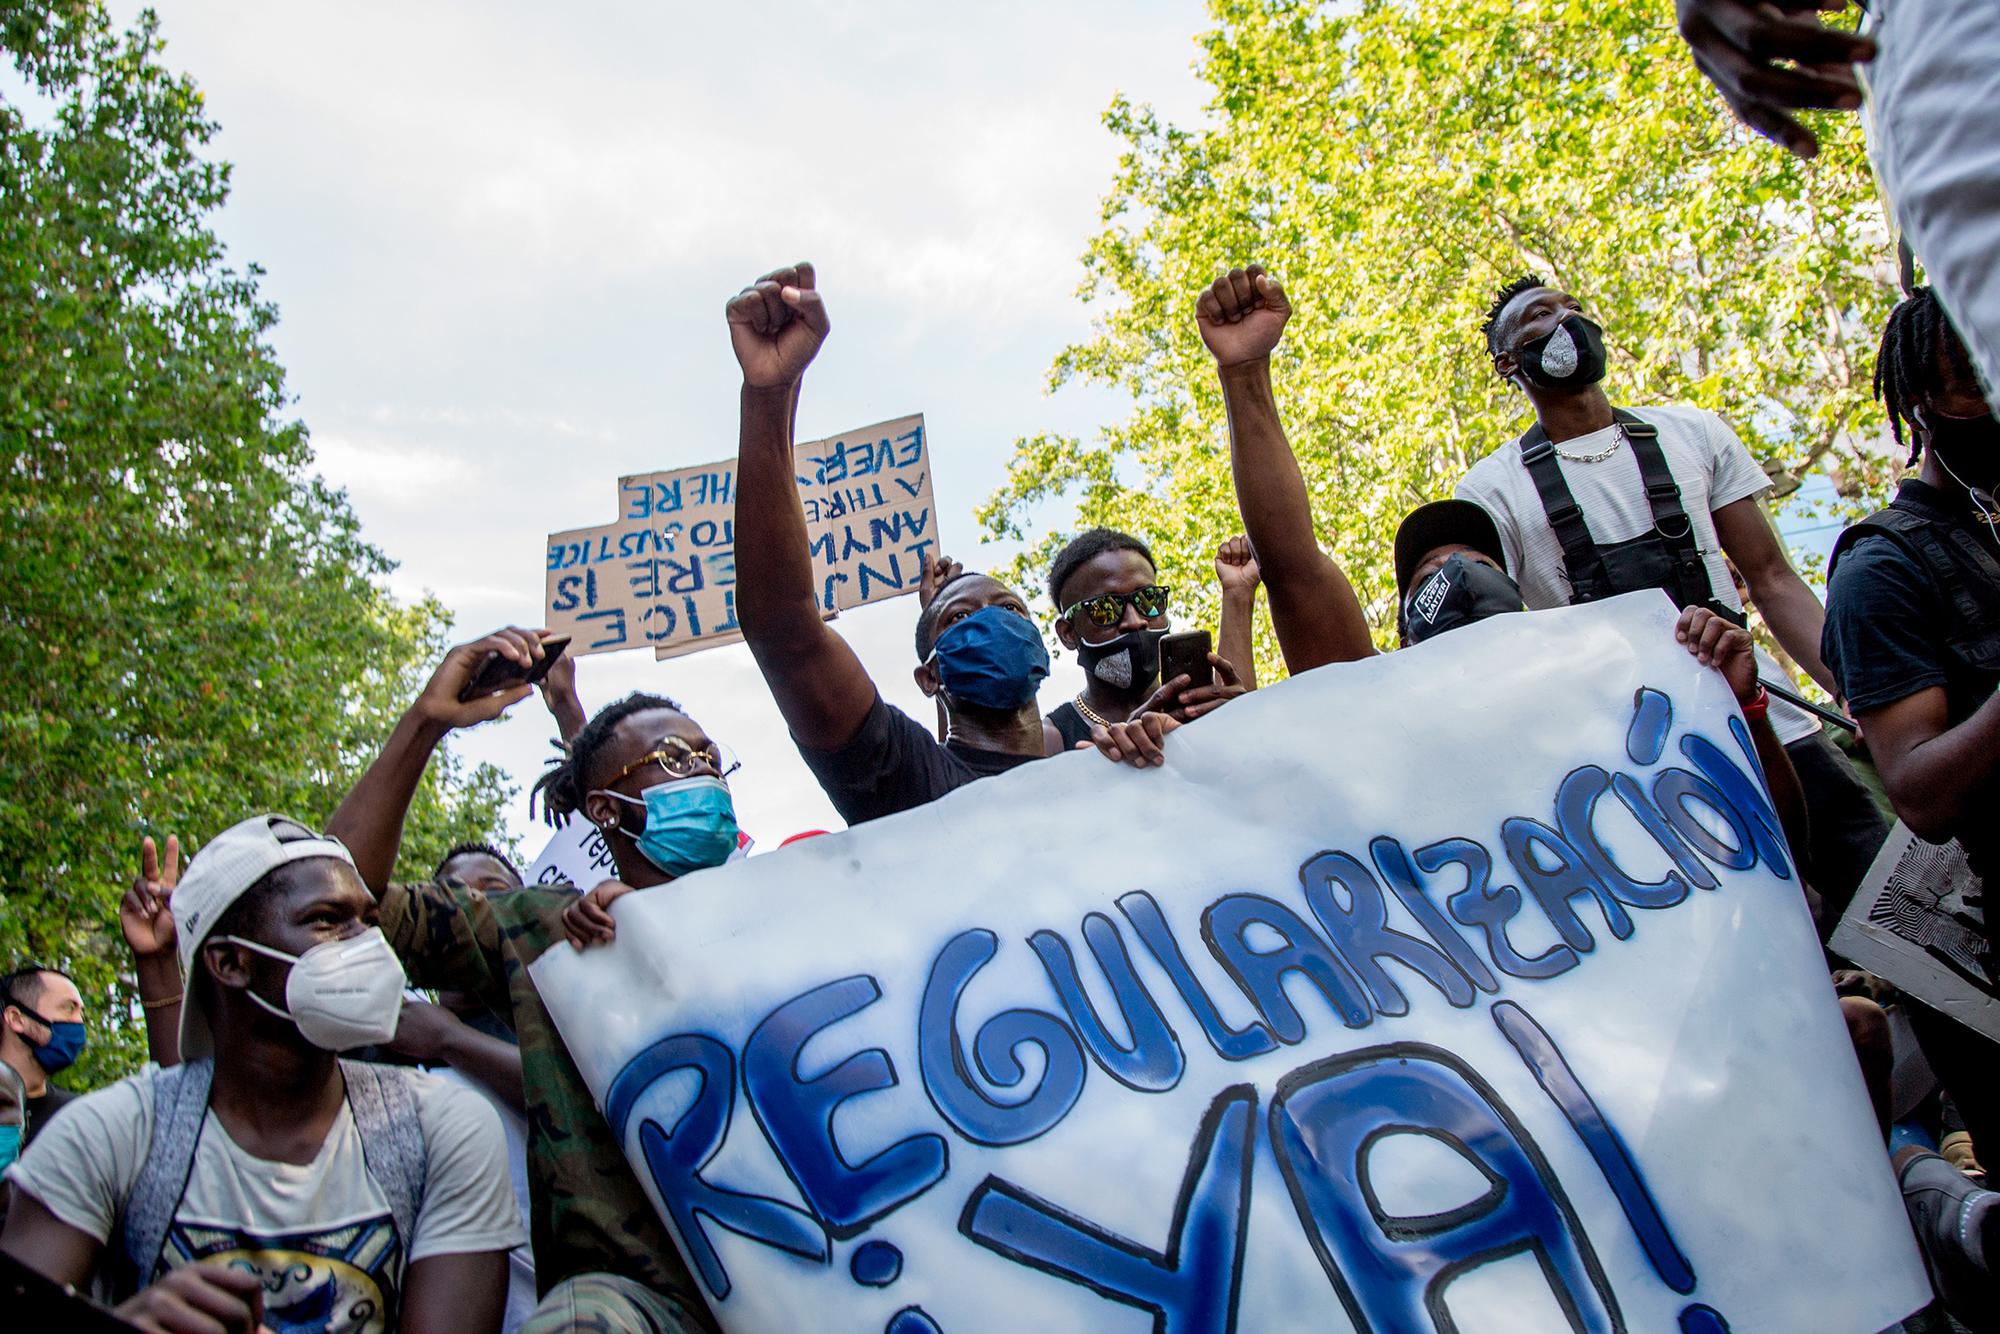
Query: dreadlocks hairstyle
[
  {"left": 1046, "top": 528, "right": 1156, "bottom": 613},
  {"left": 1482, "top": 274, "right": 1552, "bottom": 359},
  {"left": 1875, "top": 286, "right": 1981, "bottom": 464},
  {"left": 530, "top": 691, "right": 684, "bottom": 826},
  {"left": 434, "top": 841, "right": 523, "bottom": 884}
]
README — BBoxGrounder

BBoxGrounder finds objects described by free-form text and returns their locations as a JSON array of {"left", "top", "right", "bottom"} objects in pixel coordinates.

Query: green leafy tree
[
  {"left": 0, "top": 0, "right": 513, "bottom": 1089},
  {"left": 982, "top": 0, "right": 1900, "bottom": 671}
]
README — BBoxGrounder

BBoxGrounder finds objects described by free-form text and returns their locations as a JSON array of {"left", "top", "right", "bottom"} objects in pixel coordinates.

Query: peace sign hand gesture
[{"left": 120, "top": 835, "right": 181, "bottom": 963}]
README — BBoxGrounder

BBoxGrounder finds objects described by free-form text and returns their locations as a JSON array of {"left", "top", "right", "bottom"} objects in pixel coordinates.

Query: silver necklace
[{"left": 1551, "top": 423, "right": 1625, "bottom": 464}]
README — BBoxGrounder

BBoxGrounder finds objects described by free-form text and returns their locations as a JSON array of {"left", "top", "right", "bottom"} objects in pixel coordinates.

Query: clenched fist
[
  {"left": 1215, "top": 535, "right": 1261, "bottom": 597},
  {"left": 1196, "top": 264, "right": 1291, "bottom": 368},
  {"left": 727, "top": 261, "right": 830, "bottom": 389}
]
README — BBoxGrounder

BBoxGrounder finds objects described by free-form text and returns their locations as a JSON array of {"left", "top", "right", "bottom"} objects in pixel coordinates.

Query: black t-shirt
[
  {"left": 798, "top": 693, "right": 1042, "bottom": 827},
  {"left": 1823, "top": 484, "right": 2000, "bottom": 879},
  {"left": 24, "top": 1083, "right": 76, "bottom": 1146},
  {"left": 1046, "top": 700, "right": 1095, "bottom": 752}
]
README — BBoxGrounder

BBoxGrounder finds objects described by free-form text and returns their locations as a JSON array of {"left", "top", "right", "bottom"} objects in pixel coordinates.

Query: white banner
[{"left": 531, "top": 594, "right": 1927, "bottom": 1334}]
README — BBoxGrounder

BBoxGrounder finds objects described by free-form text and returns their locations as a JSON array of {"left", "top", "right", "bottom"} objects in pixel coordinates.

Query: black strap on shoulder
[
  {"left": 1832, "top": 501, "right": 1992, "bottom": 631},
  {"left": 1518, "top": 424, "right": 1600, "bottom": 585},
  {"left": 1614, "top": 412, "right": 1690, "bottom": 542},
  {"left": 1518, "top": 409, "right": 1722, "bottom": 610},
  {"left": 1619, "top": 411, "right": 1717, "bottom": 606}
]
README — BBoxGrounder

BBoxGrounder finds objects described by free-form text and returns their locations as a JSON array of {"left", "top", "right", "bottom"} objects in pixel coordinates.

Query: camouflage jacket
[{"left": 379, "top": 877, "right": 715, "bottom": 1329}]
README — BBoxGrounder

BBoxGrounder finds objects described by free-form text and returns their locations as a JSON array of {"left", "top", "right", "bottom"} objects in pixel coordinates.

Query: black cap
[{"left": 1393, "top": 499, "right": 1507, "bottom": 595}]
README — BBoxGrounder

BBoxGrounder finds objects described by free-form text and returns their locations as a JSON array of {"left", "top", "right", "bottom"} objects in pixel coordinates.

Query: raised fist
[
  {"left": 1215, "top": 534, "right": 1261, "bottom": 596},
  {"left": 918, "top": 553, "right": 965, "bottom": 610},
  {"left": 727, "top": 261, "right": 830, "bottom": 389},
  {"left": 1196, "top": 264, "right": 1291, "bottom": 368}
]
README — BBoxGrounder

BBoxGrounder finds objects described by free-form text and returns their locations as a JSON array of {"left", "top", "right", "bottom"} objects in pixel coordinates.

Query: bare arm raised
[
  {"left": 327, "top": 628, "right": 540, "bottom": 891},
  {"left": 728, "top": 262, "right": 880, "bottom": 751},
  {"left": 1214, "top": 534, "right": 1262, "bottom": 692},
  {"left": 1197, "top": 266, "right": 1376, "bottom": 674}
]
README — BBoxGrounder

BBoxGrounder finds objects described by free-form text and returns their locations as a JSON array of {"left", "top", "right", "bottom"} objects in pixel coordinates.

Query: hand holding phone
[
  {"left": 459, "top": 633, "right": 572, "bottom": 703},
  {"left": 1146, "top": 629, "right": 1248, "bottom": 724},
  {"left": 1158, "top": 629, "right": 1215, "bottom": 692}
]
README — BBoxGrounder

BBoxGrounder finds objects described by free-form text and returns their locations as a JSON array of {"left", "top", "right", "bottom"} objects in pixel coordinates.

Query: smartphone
[
  {"left": 1159, "top": 629, "right": 1214, "bottom": 691},
  {"left": 0, "top": 1250, "right": 141, "bottom": 1333},
  {"left": 458, "top": 634, "right": 572, "bottom": 703}
]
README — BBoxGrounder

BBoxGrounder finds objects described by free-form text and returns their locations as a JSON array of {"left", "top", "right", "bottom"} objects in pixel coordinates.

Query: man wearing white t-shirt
[
  {"left": 1456, "top": 276, "right": 1889, "bottom": 913},
  {"left": 1, "top": 815, "right": 522, "bottom": 1334}
]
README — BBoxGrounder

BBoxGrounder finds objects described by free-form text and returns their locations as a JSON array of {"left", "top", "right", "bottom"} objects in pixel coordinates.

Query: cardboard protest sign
[
  {"left": 530, "top": 594, "right": 1928, "bottom": 1333},
  {"left": 542, "top": 414, "right": 935, "bottom": 660},
  {"left": 527, "top": 821, "right": 621, "bottom": 892},
  {"left": 1832, "top": 823, "right": 2000, "bottom": 1042},
  {"left": 528, "top": 821, "right": 755, "bottom": 892}
]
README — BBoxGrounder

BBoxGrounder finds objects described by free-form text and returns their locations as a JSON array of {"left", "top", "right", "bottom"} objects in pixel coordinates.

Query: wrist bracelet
[
  {"left": 140, "top": 992, "right": 182, "bottom": 1011},
  {"left": 1741, "top": 685, "right": 1769, "bottom": 722}
]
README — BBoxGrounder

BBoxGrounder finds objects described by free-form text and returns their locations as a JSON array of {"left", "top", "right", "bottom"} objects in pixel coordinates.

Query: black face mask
[
  {"left": 1074, "top": 627, "right": 1167, "bottom": 691},
  {"left": 1922, "top": 406, "right": 2000, "bottom": 507},
  {"left": 1403, "top": 554, "right": 1525, "bottom": 645},
  {"left": 1515, "top": 314, "right": 1608, "bottom": 391}
]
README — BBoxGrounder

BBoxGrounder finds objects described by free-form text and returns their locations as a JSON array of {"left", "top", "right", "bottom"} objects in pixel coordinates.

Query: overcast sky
[{"left": 121, "top": 1, "right": 1214, "bottom": 856}]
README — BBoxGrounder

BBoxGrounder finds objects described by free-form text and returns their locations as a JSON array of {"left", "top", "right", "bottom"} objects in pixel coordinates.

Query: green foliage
[
  {"left": 0, "top": 0, "right": 513, "bottom": 1089},
  {"left": 982, "top": 0, "right": 1901, "bottom": 670}
]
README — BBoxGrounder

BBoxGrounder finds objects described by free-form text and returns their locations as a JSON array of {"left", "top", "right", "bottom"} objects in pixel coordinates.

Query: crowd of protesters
[{"left": 6, "top": 5, "right": 2000, "bottom": 1326}]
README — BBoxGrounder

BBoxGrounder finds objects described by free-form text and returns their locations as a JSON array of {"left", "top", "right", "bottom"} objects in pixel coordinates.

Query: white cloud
[
  {"left": 311, "top": 434, "right": 461, "bottom": 503},
  {"left": 119, "top": 0, "right": 1211, "bottom": 848}
]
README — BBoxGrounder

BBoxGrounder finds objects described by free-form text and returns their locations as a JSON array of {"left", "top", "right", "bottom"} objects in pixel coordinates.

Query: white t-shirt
[
  {"left": 7, "top": 1067, "right": 525, "bottom": 1334},
  {"left": 1456, "top": 404, "right": 1817, "bottom": 744},
  {"left": 430, "top": 1065, "right": 535, "bottom": 1334}
]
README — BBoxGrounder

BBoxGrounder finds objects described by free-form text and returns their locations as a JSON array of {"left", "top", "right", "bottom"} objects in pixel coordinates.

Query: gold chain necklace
[
  {"left": 1550, "top": 423, "right": 1625, "bottom": 464},
  {"left": 1072, "top": 693, "right": 1111, "bottom": 727}
]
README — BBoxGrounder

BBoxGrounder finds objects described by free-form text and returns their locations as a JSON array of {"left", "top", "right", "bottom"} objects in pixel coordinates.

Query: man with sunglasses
[
  {"left": 726, "top": 262, "right": 1177, "bottom": 827},
  {"left": 1043, "top": 528, "right": 1250, "bottom": 753},
  {"left": 326, "top": 628, "right": 733, "bottom": 1333}
]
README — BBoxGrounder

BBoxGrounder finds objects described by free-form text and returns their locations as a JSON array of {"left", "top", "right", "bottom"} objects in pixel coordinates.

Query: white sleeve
[
  {"left": 3, "top": 1077, "right": 152, "bottom": 1244},
  {"left": 1453, "top": 464, "right": 1528, "bottom": 578},
  {"left": 405, "top": 1072, "right": 529, "bottom": 1262},
  {"left": 1702, "top": 411, "right": 1772, "bottom": 510}
]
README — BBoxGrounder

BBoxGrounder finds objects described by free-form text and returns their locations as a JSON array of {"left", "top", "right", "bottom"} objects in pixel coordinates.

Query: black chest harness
[
  {"left": 1830, "top": 488, "right": 2000, "bottom": 723},
  {"left": 1520, "top": 409, "right": 1745, "bottom": 626}
]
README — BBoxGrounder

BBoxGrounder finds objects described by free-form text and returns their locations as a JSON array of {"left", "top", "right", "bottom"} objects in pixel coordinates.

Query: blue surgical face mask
[
  {"left": 926, "top": 605, "right": 1050, "bottom": 712},
  {"left": 14, "top": 1006, "right": 85, "bottom": 1076},
  {"left": 0, "top": 1124, "right": 20, "bottom": 1174},
  {"left": 600, "top": 775, "right": 740, "bottom": 878},
  {"left": 35, "top": 1022, "right": 86, "bottom": 1075}
]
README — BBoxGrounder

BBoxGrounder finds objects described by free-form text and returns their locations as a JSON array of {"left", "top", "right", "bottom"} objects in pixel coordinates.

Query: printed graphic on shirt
[{"left": 158, "top": 1213, "right": 401, "bottom": 1334}]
